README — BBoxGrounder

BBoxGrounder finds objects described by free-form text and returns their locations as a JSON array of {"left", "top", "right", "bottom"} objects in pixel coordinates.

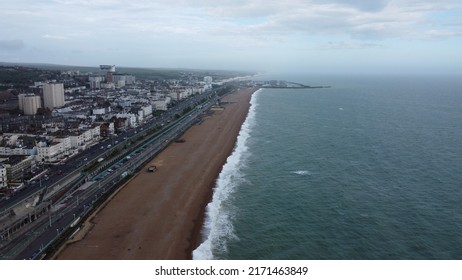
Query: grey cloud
[{"left": 0, "top": 40, "right": 25, "bottom": 51}]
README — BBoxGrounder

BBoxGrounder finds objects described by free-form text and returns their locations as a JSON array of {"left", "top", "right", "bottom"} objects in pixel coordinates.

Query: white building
[
  {"left": 54, "top": 137, "right": 72, "bottom": 156},
  {"left": 36, "top": 126, "right": 101, "bottom": 162},
  {"left": 23, "top": 95, "right": 42, "bottom": 115},
  {"left": 116, "top": 113, "right": 137, "bottom": 127},
  {"left": 137, "top": 109, "right": 144, "bottom": 123},
  {"left": 18, "top": 94, "right": 25, "bottom": 111},
  {"left": 153, "top": 99, "right": 170, "bottom": 111},
  {"left": 0, "top": 134, "right": 36, "bottom": 156},
  {"left": 69, "top": 126, "right": 100, "bottom": 150},
  {"left": 69, "top": 134, "right": 85, "bottom": 150},
  {"left": 168, "top": 87, "right": 201, "bottom": 101},
  {"left": 168, "top": 91, "right": 186, "bottom": 101},
  {"left": 0, "top": 164, "right": 7, "bottom": 189},
  {"left": 141, "top": 104, "right": 153, "bottom": 118},
  {"left": 192, "top": 87, "right": 203, "bottom": 95},
  {"left": 115, "top": 80, "right": 125, "bottom": 88},
  {"left": 100, "top": 82, "right": 115, "bottom": 89},
  {"left": 112, "top": 74, "right": 135, "bottom": 85},
  {"left": 89, "top": 75, "right": 105, "bottom": 89},
  {"left": 83, "top": 126, "right": 100, "bottom": 142},
  {"left": 125, "top": 75, "right": 136, "bottom": 85},
  {"left": 106, "top": 122, "right": 115, "bottom": 134},
  {"left": 18, "top": 94, "right": 42, "bottom": 115},
  {"left": 92, "top": 107, "right": 110, "bottom": 115},
  {"left": 36, "top": 141, "right": 65, "bottom": 163},
  {"left": 43, "top": 83, "right": 65, "bottom": 110},
  {"left": 2, "top": 156, "right": 34, "bottom": 182},
  {"left": 0, "top": 146, "right": 30, "bottom": 156}
]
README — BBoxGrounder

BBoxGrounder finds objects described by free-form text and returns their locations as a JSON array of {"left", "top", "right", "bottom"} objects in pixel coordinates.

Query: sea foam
[
  {"left": 291, "top": 170, "right": 312, "bottom": 176},
  {"left": 193, "top": 89, "right": 262, "bottom": 260}
]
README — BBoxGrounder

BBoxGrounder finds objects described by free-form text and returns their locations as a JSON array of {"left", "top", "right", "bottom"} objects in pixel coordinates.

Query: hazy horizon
[{"left": 1, "top": 1, "right": 461, "bottom": 75}]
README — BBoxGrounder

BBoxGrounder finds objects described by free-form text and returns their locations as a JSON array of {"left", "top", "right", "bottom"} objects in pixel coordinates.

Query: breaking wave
[{"left": 193, "top": 89, "right": 262, "bottom": 260}]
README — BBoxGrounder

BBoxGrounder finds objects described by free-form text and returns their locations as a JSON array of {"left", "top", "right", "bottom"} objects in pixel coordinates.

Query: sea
[{"left": 193, "top": 73, "right": 462, "bottom": 260}]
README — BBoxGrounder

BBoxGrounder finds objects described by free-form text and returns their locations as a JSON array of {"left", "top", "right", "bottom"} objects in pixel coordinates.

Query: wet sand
[{"left": 55, "top": 87, "right": 256, "bottom": 259}]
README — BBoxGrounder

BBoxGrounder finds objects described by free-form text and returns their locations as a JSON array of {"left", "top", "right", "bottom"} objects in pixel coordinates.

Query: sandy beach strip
[{"left": 54, "top": 87, "right": 257, "bottom": 259}]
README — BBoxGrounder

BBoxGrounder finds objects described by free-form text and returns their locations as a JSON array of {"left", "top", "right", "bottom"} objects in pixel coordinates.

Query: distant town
[
  {"left": 0, "top": 63, "right": 258, "bottom": 259},
  {"left": 0, "top": 64, "right": 254, "bottom": 190}
]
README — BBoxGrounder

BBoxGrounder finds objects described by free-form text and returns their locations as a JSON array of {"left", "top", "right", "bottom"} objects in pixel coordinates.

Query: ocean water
[{"left": 193, "top": 74, "right": 462, "bottom": 260}]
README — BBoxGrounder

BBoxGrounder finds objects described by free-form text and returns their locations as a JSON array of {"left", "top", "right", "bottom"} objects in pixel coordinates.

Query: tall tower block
[{"left": 43, "top": 83, "right": 65, "bottom": 110}]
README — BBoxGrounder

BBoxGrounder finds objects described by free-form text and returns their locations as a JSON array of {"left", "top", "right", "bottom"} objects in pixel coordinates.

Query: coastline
[{"left": 54, "top": 87, "right": 257, "bottom": 259}]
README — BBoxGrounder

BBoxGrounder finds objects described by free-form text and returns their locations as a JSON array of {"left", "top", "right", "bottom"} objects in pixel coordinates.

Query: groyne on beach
[{"left": 54, "top": 87, "right": 257, "bottom": 259}]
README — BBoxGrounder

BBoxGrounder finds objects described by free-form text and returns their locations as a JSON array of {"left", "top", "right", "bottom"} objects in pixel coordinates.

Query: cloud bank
[{"left": 0, "top": 0, "right": 461, "bottom": 73}]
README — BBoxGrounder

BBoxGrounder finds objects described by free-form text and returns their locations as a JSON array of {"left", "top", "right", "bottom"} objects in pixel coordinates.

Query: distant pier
[{"left": 255, "top": 80, "right": 330, "bottom": 89}]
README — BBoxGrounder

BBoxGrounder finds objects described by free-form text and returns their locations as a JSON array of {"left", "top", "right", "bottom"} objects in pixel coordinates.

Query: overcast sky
[{"left": 1, "top": 0, "right": 461, "bottom": 74}]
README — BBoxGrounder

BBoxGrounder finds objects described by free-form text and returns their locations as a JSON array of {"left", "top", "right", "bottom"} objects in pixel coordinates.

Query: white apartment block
[
  {"left": 36, "top": 141, "right": 65, "bottom": 163},
  {"left": 153, "top": 100, "right": 169, "bottom": 111},
  {"left": 23, "top": 95, "right": 42, "bottom": 115},
  {"left": 0, "top": 147, "right": 30, "bottom": 156},
  {"left": 18, "top": 94, "right": 25, "bottom": 111},
  {"left": 112, "top": 74, "right": 135, "bottom": 85},
  {"left": 194, "top": 87, "right": 204, "bottom": 94},
  {"left": 89, "top": 75, "right": 105, "bottom": 89},
  {"left": 18, "top": 94, "right": 42, "bottom": 115},
  {"left": 36, "top": 126, "right": 101, "bottom": 162},
  {"left": 43, "top": 83, "right": 65, "bottom": 109},
  {"left": 168, "top": 91, "right": 186, "bottom": 101},
  {"left": 101, "top": 82, "right": 115, "bottom": 89},
  {"left": 125, "top": 75, "right": 136, "bottom": 85},
  {"left": 69, "top": 134, "right": 85, "bottom": 149},
  {"left": 169, "top": 87, "right": 201, "bottom": 101},
  {"left": 115, "top": 80, "right": 125, "bottom": 88},
  {"left": 141, "top": 105, "right": 153, "bottom": 118},
  {"left": 69, "top": 126, "right": 100, "bottom": 150},
  {"left": 54, "top": 137, "right": 72, "bottom": 155}
]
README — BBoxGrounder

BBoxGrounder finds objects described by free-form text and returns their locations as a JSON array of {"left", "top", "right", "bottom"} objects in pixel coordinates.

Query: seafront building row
[{"left": 0, "top": 65, "right": 214, "bottom": 195}]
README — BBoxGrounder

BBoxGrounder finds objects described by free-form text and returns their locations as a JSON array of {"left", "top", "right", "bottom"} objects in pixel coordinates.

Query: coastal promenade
[{"left": 55, "top": 87, "right": 257, "bottom": 259}]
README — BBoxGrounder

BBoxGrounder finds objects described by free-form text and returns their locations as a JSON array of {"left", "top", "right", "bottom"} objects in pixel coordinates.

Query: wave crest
[
  {"left": 291, "top": 170, "right": 312, "bottom": 176},
  {"left": 193, "top": 89, "right": 261, "bottom": 260}
]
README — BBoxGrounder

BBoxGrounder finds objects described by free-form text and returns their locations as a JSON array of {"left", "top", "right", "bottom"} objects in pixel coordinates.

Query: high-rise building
[
  {"left": 18, "top": 94, "right": 25, "bottom": 111},
  {"left": 99, "top": 65, "right": 116, "bottom": 83},
  {"left": 18, "top": 94, "right": 41, "bottom": 115},
  {"left": 89, "top": 75, "right": 105, "bottom": 89},
  {"left": 43, "top": 83, "right": 65, "bottom": 109},
  {"left": 112, "top": 74, "right": 136, "bottom": 86}
]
